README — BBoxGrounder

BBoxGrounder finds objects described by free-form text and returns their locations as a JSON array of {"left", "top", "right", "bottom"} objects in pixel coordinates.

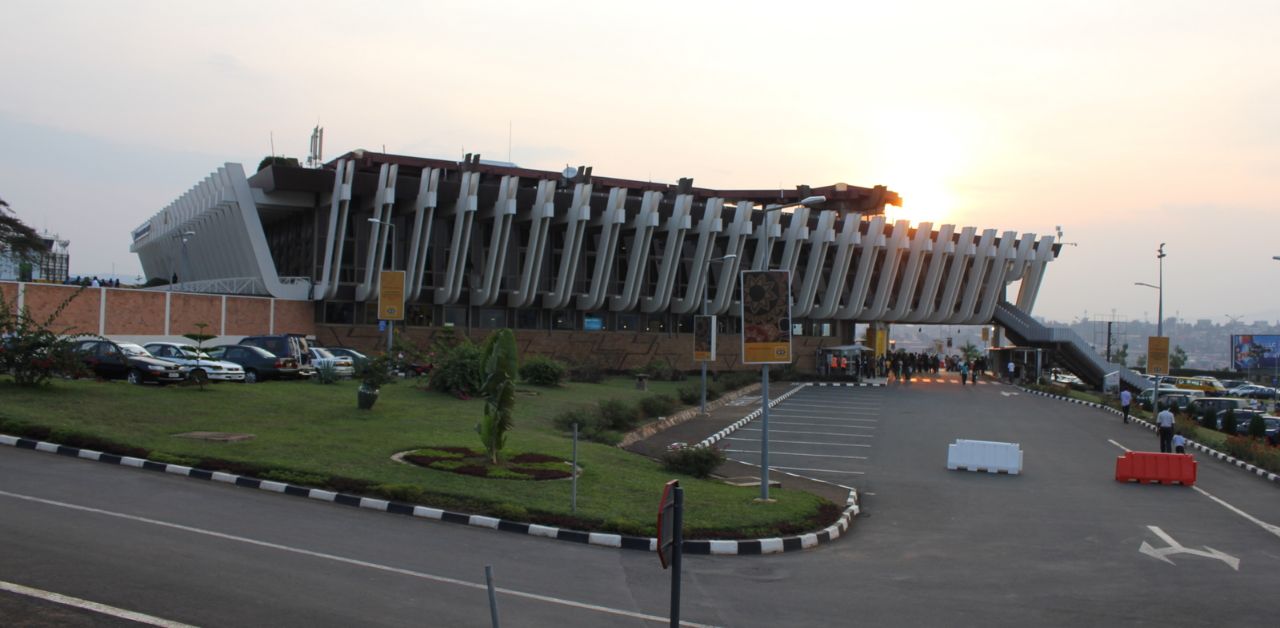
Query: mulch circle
[{"left": 396, "top": 446, "right": 574, "bottom": 480}]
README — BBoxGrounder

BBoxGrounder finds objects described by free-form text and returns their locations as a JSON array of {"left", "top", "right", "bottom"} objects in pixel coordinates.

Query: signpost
[
  {"left": 656, "top": 480, "right": 683, "bottom": 627},
  {"left": 741, "top": 270, "right": 792, "bottom": 501},
  {"left": 1147, "top": 336, "right": 1170, "bottom": 376},
  {"left": 378, "top": 270, "right": 405, "bottom": 352},
  {"left": 693, "top": 315, "right": 715, "bottom": 362}
]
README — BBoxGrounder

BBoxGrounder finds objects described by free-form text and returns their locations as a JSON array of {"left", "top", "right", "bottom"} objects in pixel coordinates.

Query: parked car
[
  {"left": 1049, "top": 369, "right": 1087, "bottom": 390},
  {"left": 323, "top": 347, "right": 369, "bottom": 372},
  {"left": 1219, "top": 379, "right": 1250, "bottom": 391},
  {"left": 1188, "top": 397, "right": 1253, "bottom": 418},
  {"left": 143, "top": 342, "right": 245, "bottom": 382},
  {"left": 205, "top": 344, "right": 302, "bottom": 383},
  {"left": 70, "top": 339, "right": 185, "bottom": 385},
  {"left": 1230, "top": 384, "right": 1277, "bottom": 399},
  {"left": 1215, "top": 409, "right": 1263, "bottom": 434},
  {"left": 238, "top": 334, "right": 315, "bottom": 377},
  {"left": 308, "top": 347, "right": 355, "bottom": 378}
]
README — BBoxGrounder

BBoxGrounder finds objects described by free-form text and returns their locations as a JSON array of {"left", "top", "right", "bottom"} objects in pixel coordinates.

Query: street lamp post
[
  {"left": 700, "top": 254, "right": 738, "bottom": 415},
  {"left": 368, "top": 218, "right": 396, "bottom": 353},
  {"left": 755, "top": 195, "right": 826, "bottom": 502},
  {"left": 171, "top": 231, "right": 196, "bottom": 292},
  {"left": 1135, "top": 243, "right": 1166, "bottom": 410}
]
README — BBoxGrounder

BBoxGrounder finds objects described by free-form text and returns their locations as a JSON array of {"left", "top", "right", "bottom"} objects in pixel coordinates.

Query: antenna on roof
[{"left": 306, "top": 126, "right": 324, "bottom": 168}]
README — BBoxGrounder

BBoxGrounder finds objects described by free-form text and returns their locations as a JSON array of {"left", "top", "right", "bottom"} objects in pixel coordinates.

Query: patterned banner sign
[
  {"left": 378, "top": 270, "right": 406, "bottom": 321},
  {"left": 741, "top": 270, "right": 792, "bottom": 364},
  {"left": 693, "top": 315, "right": 716, "bottom": 362}
]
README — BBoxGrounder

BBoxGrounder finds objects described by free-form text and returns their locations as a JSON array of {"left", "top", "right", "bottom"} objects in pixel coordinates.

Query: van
[
  {"left": 1171, "top": 376, "right": 1227, "bottom": 395},
  {"left": 238, "top": 334, "right": 315, "bottom": 376}
]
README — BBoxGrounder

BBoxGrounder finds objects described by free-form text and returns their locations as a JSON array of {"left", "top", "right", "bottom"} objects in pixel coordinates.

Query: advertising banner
[
  {"left": 1232, "top": 334, "right": 1280, "bottom": 370},
  {"left": 741, "top": 270, "right": 792, "bottom": 364},
  {"left": 1147, "top": 336, "right": 1170, "bottom": 375},
  {"left": 693, "top": 315, "right": 716, "bottom": 362},
  {"left": 378, "top": 270, "right": 405, "bottom": 321}
]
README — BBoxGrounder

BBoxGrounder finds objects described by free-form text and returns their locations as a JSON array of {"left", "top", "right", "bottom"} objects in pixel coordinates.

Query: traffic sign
[{"left": 657, "top": 479, "right": 679, "bottom": 569}]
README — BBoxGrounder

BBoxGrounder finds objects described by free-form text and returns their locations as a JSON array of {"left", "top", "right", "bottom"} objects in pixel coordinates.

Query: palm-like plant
[{"left": 478, "top": 329, "right": 517, "bottom": 464}]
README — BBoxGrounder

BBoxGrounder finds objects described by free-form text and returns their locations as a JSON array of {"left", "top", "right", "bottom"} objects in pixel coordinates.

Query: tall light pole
[
  {"left": 1135, "top": 242, "right": 1167, "bottom": 409},
  {"left": 755, "top": 194, "right": 826, "bottom": 502},
  {"left": 700, "top": 254, "right": 737, "bottom": 415},
  {"left": 368, "top": 218, "right": 396, "bottom": 353},
  {"left": 171, "top": 231, "right": 195, "bottom": 292}
]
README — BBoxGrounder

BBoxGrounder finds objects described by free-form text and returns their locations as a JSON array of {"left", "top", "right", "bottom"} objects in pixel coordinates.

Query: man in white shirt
[
  {"left": 1120, "top": 389, "right": 1133, "bottom": 424},
  {"left": 1006, "top": 360, "right": 1015, "bottom": 383},
  {"left": 1156, "top": 406, "right": 1175, "bottom": 453}
]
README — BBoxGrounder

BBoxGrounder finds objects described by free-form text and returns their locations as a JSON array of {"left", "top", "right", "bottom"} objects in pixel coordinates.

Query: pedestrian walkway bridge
[{"left": 994, "top": 300, "right": 1149, "bottom": 392}]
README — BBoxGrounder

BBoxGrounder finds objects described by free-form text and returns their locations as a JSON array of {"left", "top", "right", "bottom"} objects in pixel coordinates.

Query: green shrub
[
  {"left": 429, "top": 341, "right": 484, "bottom": 398},
  {"left": 260, "top": 469, "right": 329, "bottom": 487},
  {"left": 677, "top": 385, "right": 701, "bottom": 405},
  {"left": 313, "top": 363, "right": 340, "bottom": 384},
  {"left": 1199, "top": 408, "right": 1217, "bottom": 430},
  {"left": 637, "top": 358, "right": 685, "bottom": 382},
  {"left": 598, "top": 399, "right": 641, "bottom": 431},
  {"left": 639, "top": 394, "right": 679, "bottom": 418},
  {"left": 567, "top": 361, "right": 605, "bottom": 383},
  {"left": 661, "top": 444, "right": 726, "bottom": 478},
  {"left": 375, "top": 483, "right": 426, "bottom": 503},
  {"left": 1221, "top": 410, "right": 1237, "bottom": 435},
  {"left": 551, "top": 407, "right": 621, "bottom": 444},
  {"left": 1248, "top": 415, "right": 1266, "bottom": 438},
  {"left": 519, "top": 355, "right": 566, "bottom": 386}
]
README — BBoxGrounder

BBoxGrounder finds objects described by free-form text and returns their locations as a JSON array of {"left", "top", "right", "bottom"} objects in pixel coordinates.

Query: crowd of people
[
  {"left": 63, "top": 276, "right": 121, "bottom": 287},
  {"left": 819, "top": 350, "right": 990, "bottom": 383}
]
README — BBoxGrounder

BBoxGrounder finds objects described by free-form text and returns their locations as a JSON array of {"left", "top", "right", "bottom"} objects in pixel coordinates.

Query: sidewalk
[{"left": 624, "top": 381, "right": 854, "bottom": 506}]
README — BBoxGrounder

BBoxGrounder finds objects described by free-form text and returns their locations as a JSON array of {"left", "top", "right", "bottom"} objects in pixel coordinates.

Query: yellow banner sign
[
  {"left": 1147, "top": 336, "right": 1170, "bottom": 375},
  {"left": 378, "top": 270, "right": 405, "bottom": 321}
]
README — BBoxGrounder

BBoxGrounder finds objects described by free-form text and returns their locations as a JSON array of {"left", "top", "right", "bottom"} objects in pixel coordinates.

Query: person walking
[
  {"left": 959, "top": 361, "right": 969, "bottom": 386},
  {"left": 1006, "top": 360, "right": 1015, "bottom": 383},
  {"left": 1120, "top": 389, "right": 1133, "bottom": 424},
  {"left": 1156, "top": 405, "right": 1176, "bottom": 453}
]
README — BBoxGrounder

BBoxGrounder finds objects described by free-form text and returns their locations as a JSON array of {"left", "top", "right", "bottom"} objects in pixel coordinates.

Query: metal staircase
[{"left": 993, "top": 301, "right": 1149, "bottom": 391}]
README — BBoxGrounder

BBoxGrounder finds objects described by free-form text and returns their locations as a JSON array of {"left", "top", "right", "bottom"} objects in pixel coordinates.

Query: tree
[
  {"left": 0, "top": 197, "right": 45, "bottom": 260},
  {"left": 1170, "top": 345, "right": 1188, "bottom": 370},
  {"left": 0, "top": 286, "right": 88, "bottom": 386},
  {"left": 478, "top": 328, "right": 517, "bottom": 465},
  {"left": 182, "top": 322, "right": 216, "bottom": 390},
  {"left": 1113, "top": 343, "right": 1129, "bottom": 367},
  {"left": 959, "top": 341, "right": 981, "bottom": 363}
]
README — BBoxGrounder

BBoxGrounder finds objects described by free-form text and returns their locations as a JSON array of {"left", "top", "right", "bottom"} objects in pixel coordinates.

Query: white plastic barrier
[{"left": 947, "top": 439, "right": 1023, "bottom": 475}]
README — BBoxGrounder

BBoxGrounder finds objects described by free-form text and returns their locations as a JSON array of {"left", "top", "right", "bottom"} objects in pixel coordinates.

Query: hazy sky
[{"left": 2, "top": 0, "right": 1277, "bottom": 324}]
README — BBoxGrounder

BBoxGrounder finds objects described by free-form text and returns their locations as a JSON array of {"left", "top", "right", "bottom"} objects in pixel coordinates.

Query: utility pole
[{"left": 1106, "top": 321, "right": 1114, "bottom": 362}]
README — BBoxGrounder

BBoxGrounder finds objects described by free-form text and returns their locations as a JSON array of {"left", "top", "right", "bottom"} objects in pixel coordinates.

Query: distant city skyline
[{"left": 2, "top": 1, "right": 1277, "bottom": 324}]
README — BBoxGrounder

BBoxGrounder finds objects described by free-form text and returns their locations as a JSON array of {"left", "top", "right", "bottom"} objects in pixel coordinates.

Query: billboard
[
  {"left": 377, "top": 270, "right": 405, "bottom": 321},
  {"left": 1147, "top": 336, "right": 1170, "bottom": 376},
  {"left": 740, "top": 270, "right": 792, "bottom": 364},
  {"left": 1231, "top": 335, "right": 1280, "bottom": 370}
]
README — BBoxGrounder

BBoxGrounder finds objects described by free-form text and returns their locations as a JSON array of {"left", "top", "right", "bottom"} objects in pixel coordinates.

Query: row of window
[{"left": 319, "top": 302, "right": 837, "bottom": 337}]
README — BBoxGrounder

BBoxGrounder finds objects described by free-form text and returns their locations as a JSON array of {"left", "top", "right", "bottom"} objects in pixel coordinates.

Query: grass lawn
[{"left": 0, "top": 376, "right": 831, "bottom": 538}]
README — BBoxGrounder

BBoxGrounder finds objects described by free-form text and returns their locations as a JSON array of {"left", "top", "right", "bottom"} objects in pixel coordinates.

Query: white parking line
[
  {"left": 737, "top": 428, "right": 874, "bottom": 438},
  {"left": 0, "top": 489, "right": 716, "bottom": 627},
  {"left": 724, "top": 449, "right": 868, "bottom": 460},
  {"left": 726, "top": 437, "right": 870, "bottom": 448},
  {"left": 771, "top": 421, "right": 876, "bottom": 430},
  {"left": 782, "top": 402, "right": 881, "bottom": 409},
  {"left": 772, "top": 466, "right": 865, "bottom": 475},
  {"left": 1104, "top": 441, "right": 1280, "bottom": 540},
  {"left": 0, "top": 579, "right": 196, "bottom": 628},
  {"left": 771, "top": 414, "right": 879, "bottom": 422}
]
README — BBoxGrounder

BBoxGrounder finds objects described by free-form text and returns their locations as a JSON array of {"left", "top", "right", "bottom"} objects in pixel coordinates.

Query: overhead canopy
[{"left": 821, "top": 344, "right": 872, "bottom": 354}]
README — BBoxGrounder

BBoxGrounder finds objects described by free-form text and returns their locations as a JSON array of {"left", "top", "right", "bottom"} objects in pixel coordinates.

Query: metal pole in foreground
[
  {"left": 760, "top": 364, "right": 771, "bottom": 501},
  {"left": 700, "top": 296, "right": 709, "bottom": 415},
  {"left": 669, "top": 485, "right": 683, "bottom": 628},
  {"left": 485, "top": 565, "right": 500, "bottom": 628},
  {"left": 571, "top": 423, "right": 578, "bottom": 514}
]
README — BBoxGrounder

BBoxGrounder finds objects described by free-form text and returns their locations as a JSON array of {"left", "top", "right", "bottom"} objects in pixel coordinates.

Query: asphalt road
[{"left": 3, "top": 378, "right": 1278, "bottom": 627}]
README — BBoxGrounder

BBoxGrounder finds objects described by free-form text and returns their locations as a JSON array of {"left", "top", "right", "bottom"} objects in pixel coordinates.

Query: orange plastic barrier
[{"left": 1114, "top": 451, "right": 1197, "bottom": 486}]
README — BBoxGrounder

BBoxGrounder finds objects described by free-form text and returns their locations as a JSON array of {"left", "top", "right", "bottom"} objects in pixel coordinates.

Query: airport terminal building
[{"left": 128, "top": 150, "right": 1061, "bottom": 370}]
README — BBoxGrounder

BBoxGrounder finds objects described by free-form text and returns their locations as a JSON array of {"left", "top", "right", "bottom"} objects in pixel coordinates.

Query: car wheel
[
  {"left": 245, "top": 369, "right": 259, "bottom": 384},
  {"left": 127, "top": 369, "right": 143, "bottom": 385}
]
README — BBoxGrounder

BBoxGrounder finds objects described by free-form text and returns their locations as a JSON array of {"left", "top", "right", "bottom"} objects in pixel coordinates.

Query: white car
[
  {"left": 309, "top": 347, "right": 355, "bottom": 378},
  {"left": 142, "top": 342, "right": 247, "bottom": 382}
]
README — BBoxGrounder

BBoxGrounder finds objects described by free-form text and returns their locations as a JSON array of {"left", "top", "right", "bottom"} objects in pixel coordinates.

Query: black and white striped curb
[
  {"left": 1018, "top": 388, "right": 1280, "bottom": 485},
  {"left": 1, "top": 432, "right": 860, "bottom": 555},
  {"left": 811, "top": 381, "right": 885, "bottom": 388},
  {"left": 697, "top": 383, "right": 811, "bottom": 448}
]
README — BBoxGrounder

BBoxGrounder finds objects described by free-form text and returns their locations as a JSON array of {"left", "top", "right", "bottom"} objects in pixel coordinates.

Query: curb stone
[
  {"left": 1015, "top": 387, "right": 1280, "bottom": 485},
  {"left": 0, "top": 432, "right": 860, "bottom": 555}
]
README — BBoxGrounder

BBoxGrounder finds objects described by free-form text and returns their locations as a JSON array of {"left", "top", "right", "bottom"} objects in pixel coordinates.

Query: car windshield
[
  {"left": 312, "top": 348, "right": 334, "bottom": 359},
  {"left": 118, "top": 344, "right": 150, "bottom": 357}
]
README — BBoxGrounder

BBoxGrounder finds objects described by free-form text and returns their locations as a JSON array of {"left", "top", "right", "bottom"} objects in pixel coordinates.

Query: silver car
[{"left": 143, "top": 342, "right": 247, "bottom": 382}]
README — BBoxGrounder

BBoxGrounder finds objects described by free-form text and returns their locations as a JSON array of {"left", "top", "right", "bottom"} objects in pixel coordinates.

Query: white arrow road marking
[
  {"left": 1000, "top": 392, "right": 1020, "bottom": 397},
  {"left": 1139, "top": 525, "right": 1240, "bottom": 570}
]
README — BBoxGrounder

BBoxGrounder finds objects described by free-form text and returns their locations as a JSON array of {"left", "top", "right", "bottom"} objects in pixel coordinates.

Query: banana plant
[{"left": 478, "top": 328, "right": 517, "bottom": 464}]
